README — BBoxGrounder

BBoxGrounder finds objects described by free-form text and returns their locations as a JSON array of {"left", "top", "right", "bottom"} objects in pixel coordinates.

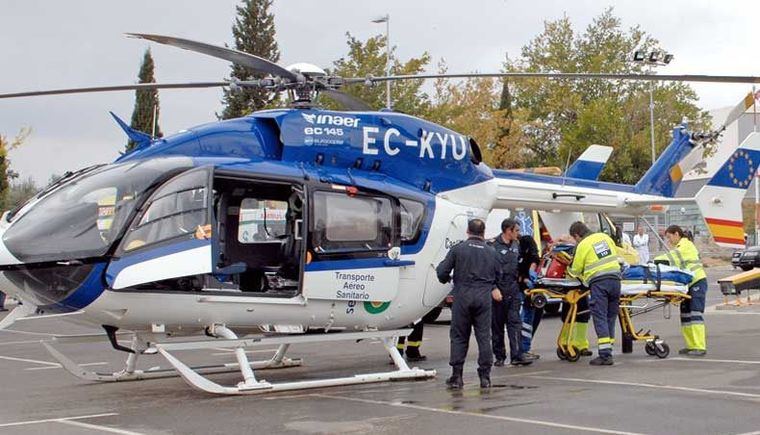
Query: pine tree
[
  {"left": 220, "top": 0, "right": 280, "bottom": 119},
  {"left": 127, "top": 49, "right": 161, "bottom": 151}
]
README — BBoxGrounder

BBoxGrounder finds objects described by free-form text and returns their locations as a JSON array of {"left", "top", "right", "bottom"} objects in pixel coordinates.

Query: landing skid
[
  {"left": 42, "top": 340, "right": 301, "bottom": 382},
  {"left": 42, "top": 327, "right": 436, "bottom": 395}
]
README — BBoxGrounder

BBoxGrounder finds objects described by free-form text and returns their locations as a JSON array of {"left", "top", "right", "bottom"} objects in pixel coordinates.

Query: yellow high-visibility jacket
[
  {"left": 654, "top": 238, "right": 706, "bottom": 286},
  {"left": 567, "top": 232, "right": 622, "bottom": 286}
]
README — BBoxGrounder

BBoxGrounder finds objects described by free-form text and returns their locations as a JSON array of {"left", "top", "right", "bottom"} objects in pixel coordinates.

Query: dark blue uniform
[
  {"left": 436, "top": 237, "right": 500, "bottom": 378},
  {"left": 490, "top": 236, "right": 523, "bottom": 363}
]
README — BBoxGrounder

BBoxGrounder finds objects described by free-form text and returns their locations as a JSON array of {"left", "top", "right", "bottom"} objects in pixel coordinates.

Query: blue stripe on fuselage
[
  {"left": 305, "top": 257, "right": 415, "bottom": 272},
  {"left": 105, "top": 238, "right": 210, "bottom": 288},
  {"left": 39, "top": 262, "right": 108, "bottom": 314}
]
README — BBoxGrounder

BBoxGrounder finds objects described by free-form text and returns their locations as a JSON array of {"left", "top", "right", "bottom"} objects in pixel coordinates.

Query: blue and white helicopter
[{"left": 0, "top": 34, "right": 759, "bottom": 395}]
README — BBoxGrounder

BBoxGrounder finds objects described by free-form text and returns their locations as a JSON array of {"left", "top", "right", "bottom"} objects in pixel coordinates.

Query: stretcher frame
[
  {"left": 527, "top": 286, "right": 690, "bottom": 361},
  {"left": 526, "top": 287, "right": 589, "bottom": 362},
  {"left": 618, "top": 290, "right": 690, "bottom": 358}
]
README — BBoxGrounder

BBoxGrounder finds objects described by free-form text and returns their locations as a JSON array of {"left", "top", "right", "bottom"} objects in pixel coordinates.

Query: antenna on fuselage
[{"left": 561, "top": 146, "right": 573, "bottom": 187}]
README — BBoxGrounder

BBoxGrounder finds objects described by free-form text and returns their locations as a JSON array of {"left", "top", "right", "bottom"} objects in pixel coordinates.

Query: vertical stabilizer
[
  {"left": 565, "top": 145, "right": 613, "bottom": 180},
  {"left": 634, "top": 125, "right": 696, "bottom": 197},
  {"left": 696, "top": 132, "right": 760, "bottom": 248}
]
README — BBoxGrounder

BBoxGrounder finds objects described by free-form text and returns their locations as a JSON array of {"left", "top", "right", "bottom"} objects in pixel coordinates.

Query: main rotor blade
[
  {"left": 127, "top": 33, "right": 299, "bottom": 82},
  {"left": 320, "top": 89, "right": 373, "bottom": 111},
  {"left": 347, "top": 72, "right": 760, "bottom": 85},
  {"left": 0, "top": 82, "right": 231, "bottom": 99}
]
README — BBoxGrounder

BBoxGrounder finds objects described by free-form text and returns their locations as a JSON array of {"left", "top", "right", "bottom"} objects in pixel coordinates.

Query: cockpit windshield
[{"left": 3, "top": 157, "right": 193, "bottom": 263}]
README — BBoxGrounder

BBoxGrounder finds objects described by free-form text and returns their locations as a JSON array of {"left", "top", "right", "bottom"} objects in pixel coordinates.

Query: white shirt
[{"left": 632, "top": 233, "right": 650, "bottom": 264}]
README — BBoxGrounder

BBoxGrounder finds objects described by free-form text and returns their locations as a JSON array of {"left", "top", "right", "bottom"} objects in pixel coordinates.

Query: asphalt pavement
[{"left": 1, "top": 265, "right": 760, "bottom": 434}]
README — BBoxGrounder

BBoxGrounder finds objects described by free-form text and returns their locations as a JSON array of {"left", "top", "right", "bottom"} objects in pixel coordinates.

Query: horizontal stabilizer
[
  {"left": 109, "top": 111, "right": 152, "bottom": 150},
  {"left": 566, "top": 145, "right": 613, "bottom": 180}
]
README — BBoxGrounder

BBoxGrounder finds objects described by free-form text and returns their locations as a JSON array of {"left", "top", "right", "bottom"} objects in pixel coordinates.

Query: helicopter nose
[{"left": 0, "top": 226, "right": 22, "bottom": 267}]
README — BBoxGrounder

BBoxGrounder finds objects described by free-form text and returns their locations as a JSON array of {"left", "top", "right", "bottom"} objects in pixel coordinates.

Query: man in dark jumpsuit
[
  {"left": 490, "top": 218, "right": 534, "bottom": 366},
  {"left": 436, "top": 219, "right": 501, "bottom": 389}
]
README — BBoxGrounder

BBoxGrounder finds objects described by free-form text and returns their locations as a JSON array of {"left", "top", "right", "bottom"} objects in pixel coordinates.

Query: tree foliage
[
  {"left": 6, "top": 177, "right": 38, "bottom": 211},
  {"left": 127, "top": 49, "right": 162, "bottom": 151},
  {"left": 220, "top": 0, "right": 280, "bottom": 119},
  {"left": 326, "top": 34, "right": 431, "bottom": 114},
  {"left": 0, "top": 129, "right": 30, "bottom": 210},
  {"left": 503, "top": 9, "right": 710, "bottom": 183}
]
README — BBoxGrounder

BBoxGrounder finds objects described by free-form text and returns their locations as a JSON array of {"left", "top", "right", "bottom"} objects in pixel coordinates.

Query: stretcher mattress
[{"left": 537, "top": 264, "right": 692, "bottom": 295}]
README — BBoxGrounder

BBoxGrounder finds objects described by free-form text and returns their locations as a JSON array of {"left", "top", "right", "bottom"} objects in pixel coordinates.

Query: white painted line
[
  {"left": 0, "top": 329, "right": 58, "bottom": 337},
  {"left": 57, "top": 419, "right": 145, "bottom": 435},
  {"left": 313, "top": 393, "right": 647, "bottom": 435},
  {"left": 0, "top": 412, "right": 119, "bottom": 428},
  {"left": 527, "top": 375, "right": 760, "bottom": 399},
  {"left": 0, "top": 354, "right": 60, "bottom": 366},
  {"left": 735, "top": 431, "right": 760, "bottom": 435},
  {"left": 25, "top": 361, "right": 108, "bottom": 371},
  {"left": 0, "top": 339, "right": 42, "bottom": 346},
  {"left": 665, "top": 357, "right": 760, "bottom": 365},
  {"left": 211, "top": 347, "right": 279, "bottom": 356}
]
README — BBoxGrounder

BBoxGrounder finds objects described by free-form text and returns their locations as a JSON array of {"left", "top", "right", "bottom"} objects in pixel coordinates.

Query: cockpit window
[
  {"left": 121, "top": 167, "right": 210, "bottom": 252},
  {"left": 2, "top": 157, "right": 193, "bottom": 263}
]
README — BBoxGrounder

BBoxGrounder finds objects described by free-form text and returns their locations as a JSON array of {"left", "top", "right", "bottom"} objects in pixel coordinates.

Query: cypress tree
[
  {"left": 127, "top": 49, "right": 161, "bottom": 151},
  {"left": 220, "top": 0, "right": 280, "bottom": 119}
]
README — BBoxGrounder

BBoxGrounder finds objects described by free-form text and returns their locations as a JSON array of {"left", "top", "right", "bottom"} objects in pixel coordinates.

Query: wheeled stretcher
[{"left": 526, "top": 244, "right": 692, "bottom": 361}]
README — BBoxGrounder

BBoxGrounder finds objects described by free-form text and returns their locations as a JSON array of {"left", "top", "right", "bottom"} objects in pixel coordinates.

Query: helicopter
[{"left": 0, "top": 33, "right": 758, "bottom": 395}]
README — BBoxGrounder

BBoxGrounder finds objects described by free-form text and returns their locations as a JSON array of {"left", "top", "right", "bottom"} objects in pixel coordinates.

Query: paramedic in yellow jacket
[
  {"left": 567, "top": 222, "right": 622, "bottom": 366},
  {"left": 655, "top": 225, "right": 707, "bottom": 357}
]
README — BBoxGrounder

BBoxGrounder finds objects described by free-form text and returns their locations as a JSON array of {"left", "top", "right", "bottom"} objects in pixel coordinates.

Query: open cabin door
[
  {"left": 106, "top": 166, "right": 214, "bottom": 289},
  {"left": 302, "top": 186, "right": 410, "bottom": 303}
]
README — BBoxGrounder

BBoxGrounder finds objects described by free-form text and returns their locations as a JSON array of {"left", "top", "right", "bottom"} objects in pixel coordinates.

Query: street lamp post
[
  {"left": 632, "top": 50, "right": 674, "bottom": 164},
  {"left": 633, "top": 50, "right": 673, "bottom": 250},
  {"left": 371, "top": 14, "right": 391, "bottom": 110}
]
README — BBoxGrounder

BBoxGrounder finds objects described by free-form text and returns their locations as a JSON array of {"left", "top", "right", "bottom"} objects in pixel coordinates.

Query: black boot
[
  {"left": 589, "top": 355, "right": 614, "bottom": 366},
  {"left": 477, "top": 368, "right": 491, "bottom": 389},
  {"left": 405, "top": 347, "right": 427, "bottom": 362},
  {"left": 479, "top": 375, "right": 491, "bottom": 389},
  {"left": 446, "top": 367, "right": 464, "bottom": 390}
]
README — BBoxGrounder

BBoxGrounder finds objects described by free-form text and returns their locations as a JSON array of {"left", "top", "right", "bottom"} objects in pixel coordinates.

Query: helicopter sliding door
[
  {"left": 303, "top": 186, "right": 407, "bottom": 303},
  {"left": 211, "top": 175, "right": 304, "bottom": 297},
  {"left": 106, "top": 166, "right": 214, "bottom": 290}
]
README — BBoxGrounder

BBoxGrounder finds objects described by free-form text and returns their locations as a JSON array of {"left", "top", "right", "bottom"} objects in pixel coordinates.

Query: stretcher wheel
[
  {"left": 654, "top": 343, "right": 670, "bottom": 359},
  {"left": 556, "top": 347, "right": 567, "bottom": 360},
  {"left": 644, "top": 341, "right": 657, "bottom": 356},
  {"left": 565, "top": 346, "right": 581, "bottom": 362},
  {"left": 531, "top": 294, "right": 547, "bottom": 309}
]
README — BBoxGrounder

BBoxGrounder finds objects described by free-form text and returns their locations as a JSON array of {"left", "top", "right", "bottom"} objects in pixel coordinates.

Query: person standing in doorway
[{"left": 633, "top": 226, "right": 650, "bottom": 264}]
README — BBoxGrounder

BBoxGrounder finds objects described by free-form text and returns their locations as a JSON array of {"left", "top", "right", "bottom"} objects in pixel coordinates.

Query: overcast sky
[{"left": 2, "top": 0, "right": 759, "bottom": 184}]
